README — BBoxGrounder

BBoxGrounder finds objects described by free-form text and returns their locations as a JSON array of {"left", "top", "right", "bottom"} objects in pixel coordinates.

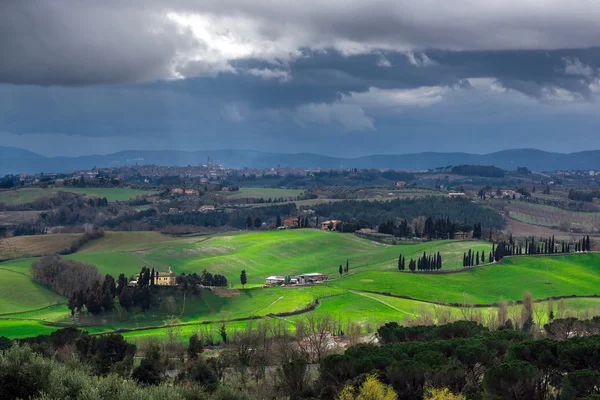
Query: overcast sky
[{"left": 2, "top": 0, "right": 600, "bottom": 157}]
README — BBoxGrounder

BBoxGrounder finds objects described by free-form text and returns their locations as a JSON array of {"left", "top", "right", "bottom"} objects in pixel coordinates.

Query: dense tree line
[
  {"left": 489, "top": 235, "right": 592, "bottom": 263},
  {"left": 0, "top": 191, "right": 79, "bottom": 212},
  {"left": 335, "top": 219, "right": 371, "bottom": 233},
  {"left": 380, "top": 217, "right": 477, "bottom": 239},
  {"left": 568, "top": 189, "right": 600, "bottom": 202},
  {"left": 321, "top": 319, "right": 600, "bottom": 400},
  {"left": 31, "top": 255, "right": 101, "bottom": 299},
  {"left": 450, "top": 164, "right": 505, "bottom": 178},
  {"left": 59, "top": 227, "right": 105, "bottom": 255},
  {"left": 313, "top": 196, "right": 504, "bottom": 230}
]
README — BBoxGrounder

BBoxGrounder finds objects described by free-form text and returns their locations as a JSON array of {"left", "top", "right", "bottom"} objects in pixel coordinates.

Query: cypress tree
[
  {"left": 476, "top": 251, "right": 480, "bottom": 265},
  {"left": 587, "top": 235, "right": 591, "bottom": 251},
  {"left": 398, "top": 255, "right": 402, "bottom": 271}
]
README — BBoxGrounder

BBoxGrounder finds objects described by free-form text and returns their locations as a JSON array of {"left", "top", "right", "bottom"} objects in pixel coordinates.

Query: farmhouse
[
  {"left": 265, "top": 276, "right": 286, "bottom": 285},
  {"left": 283, "top": 217, "right": 299, "bottom": 227},
  {"left": 294, "top": 273, "right": 328, "bottom": 284},
  {"left": 448, "top": 192, "right": 466, "bottom": 198},
  {"left": 395, "top": 181, "right": 406, "bottom": 188},
  {"left": 198, "top": 205, "right": 215, "bottom": 212},
  {"left": 156, "top": 270, "right": 176, "bottom": 286},
  {"left": 321, "top": 220, "right": 341, "bottom": 230},
  {"left": 454, "top": 231, "right": 471, "bottom": 239}
]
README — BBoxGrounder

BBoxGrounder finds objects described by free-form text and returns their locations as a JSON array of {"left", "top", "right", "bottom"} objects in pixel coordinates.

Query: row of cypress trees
[{"left": 398, "top": 252, "right": 443, "bottom": 272}]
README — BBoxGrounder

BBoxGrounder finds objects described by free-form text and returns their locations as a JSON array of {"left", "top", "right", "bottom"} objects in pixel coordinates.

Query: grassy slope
[
  {"left": 0, "top": 269, "right": 64, "bottom": 314},
  {"left": 139, "top": 230, "right": 494, "bottom": 285},
  {"left": 2, "top": 229, "right": 600, "bottom": 340},
  {"left": 335, "top": 254, "right": 600, "bottom": 304},
  {"left": 0, "top": 186, "right": 158, "bottom": 205}
]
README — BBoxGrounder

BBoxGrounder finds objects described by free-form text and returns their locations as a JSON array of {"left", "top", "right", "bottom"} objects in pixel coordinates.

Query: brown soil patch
[
  {"left": 0, "top": 233, "right": 80, "bottom": 261},
  {"left": 211, "top": 288, "right": 241, "bottom": 298}
]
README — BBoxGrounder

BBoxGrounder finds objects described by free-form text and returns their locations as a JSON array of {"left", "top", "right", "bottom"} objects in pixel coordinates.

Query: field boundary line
[
  {"left": 350, "top": 290, "right": 417, "bottom": 317},
  {"left": 0, "top": 301, "right": 65, "bottom": 317},
  {"left": 358, "top": 290, "right": 600, "bottom": 309}
]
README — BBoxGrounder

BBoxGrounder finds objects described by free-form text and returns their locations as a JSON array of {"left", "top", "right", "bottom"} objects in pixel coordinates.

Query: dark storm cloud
[
  {"left": 2, "top": 47, "right": 600, "bottom": 140},
  {"left": 3, "top": 0, "right": 600, "bottom": 85}
]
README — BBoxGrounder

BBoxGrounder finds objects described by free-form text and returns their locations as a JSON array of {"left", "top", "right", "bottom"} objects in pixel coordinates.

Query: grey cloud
[{"left": 4, "top": 1, "right": 600, "bottom": 85}]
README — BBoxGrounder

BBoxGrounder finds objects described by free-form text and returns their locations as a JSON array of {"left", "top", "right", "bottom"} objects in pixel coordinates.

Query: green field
[
  {"left": 2, "top": 229, "right": 600, "bottom": 340},
  {"left": 225, "top": 187, "right": 304, "bottom": 200},
  {"left": 0, "top": 186, "right": 158, "bottom": 205},
  {"left": 0, "top": 268, "right": 64, "bottom": 314},
  {"left": 336, "top": 254, "right": 600, "bottom": 304}
]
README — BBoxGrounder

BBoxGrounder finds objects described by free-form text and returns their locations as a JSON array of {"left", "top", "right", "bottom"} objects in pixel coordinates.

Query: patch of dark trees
[
  {"left": 40, "top": 197, "right": 113, "bottom": 227},
  {"left": 176, "top": 270, "right": 228, "bottom": 291},
  {"left": 103, "top": 203, "right": 299, "bottom": 231},
  {"left": 379, "top": 218, "right": 482, "bottom": 239},
  {"left": 568, "top": 189, "right": 600, "bottom": 202},
  {"left": 15, "top": 328, "right": 136, "bottom": 376},
  {"left": 313, "top": 196, "right": 505, "bottom": 229},
  {"left": 450, "top": 164, "right": 505, "bottom": 178},
  {"left": 31, "top": 255, "right": 102, "bottom": 300},
  {"left": 228, "top": 169, "right": 415, "bottom": 188},
  {"left": 321, "top": 318, "right": 600, "bottom": 400},
  {"left": 397, "top": 252, "right": 443, "bottom": 272},
  {"left": 0, "top": 175, "right": 19, "bottom": 188}
]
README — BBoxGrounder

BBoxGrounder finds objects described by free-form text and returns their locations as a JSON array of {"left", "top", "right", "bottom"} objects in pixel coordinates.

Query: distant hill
[{"left": 1, "top": 147, "right": 600, "bottom": 174}]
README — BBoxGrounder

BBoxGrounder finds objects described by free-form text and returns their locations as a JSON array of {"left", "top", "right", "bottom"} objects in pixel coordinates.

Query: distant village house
[{"left": 321, "top": 220, "right": 341, "bottom": 230}]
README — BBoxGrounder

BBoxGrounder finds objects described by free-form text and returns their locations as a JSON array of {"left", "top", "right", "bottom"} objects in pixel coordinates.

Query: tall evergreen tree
[
  {"left": 240, "top": 270, "right": 247, "bottom": 288},
  {"left": 276, "top": 215, "right": 282, "bottom": 227},
  {"left": 587, "top": 235, "right": 591, "bottom": 251},
  {"left": 345, "top": 259, "right": 349, "bottom": 273},
  {"left": 339, "top": 265, "right": 343, "bottom": 275}
]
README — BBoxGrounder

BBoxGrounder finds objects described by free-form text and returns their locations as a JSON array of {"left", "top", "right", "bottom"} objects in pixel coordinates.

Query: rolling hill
[
  {"left": 1, "top": 229, "right": 600, "bottom": 340},
  {"left": 3, "top": 146, "right": 600, "bottom": 174}
]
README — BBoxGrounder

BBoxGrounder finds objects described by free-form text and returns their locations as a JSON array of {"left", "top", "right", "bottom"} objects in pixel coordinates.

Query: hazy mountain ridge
[{"left": 0, "top": 146, "right": 598, "bottom": 174}]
